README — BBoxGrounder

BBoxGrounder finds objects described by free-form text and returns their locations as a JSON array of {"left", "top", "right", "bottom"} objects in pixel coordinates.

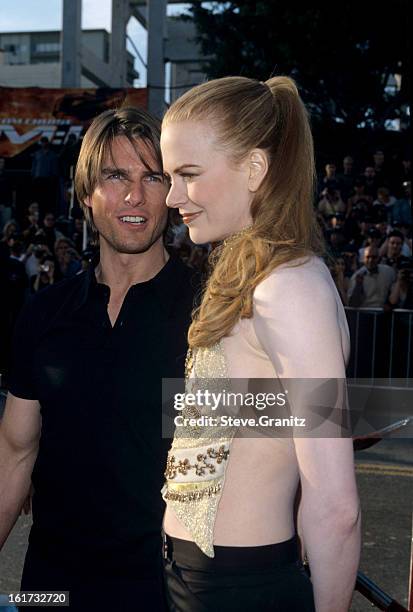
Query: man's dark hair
[{"left": 387, "top": 230, "right": 404, "bottom": 241}]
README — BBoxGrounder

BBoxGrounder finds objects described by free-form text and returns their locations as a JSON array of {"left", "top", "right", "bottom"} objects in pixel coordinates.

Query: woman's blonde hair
[{"left": 163, "top": 76, "right": 325, "bottom": 348}]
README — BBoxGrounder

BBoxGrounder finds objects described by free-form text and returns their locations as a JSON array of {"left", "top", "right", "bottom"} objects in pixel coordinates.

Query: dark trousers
[
  {"left": 20, "top": 543, "right": 168, "bottom": 612},
  {"left": 163, "top": 535, "right": 315, "bottom": 612}
]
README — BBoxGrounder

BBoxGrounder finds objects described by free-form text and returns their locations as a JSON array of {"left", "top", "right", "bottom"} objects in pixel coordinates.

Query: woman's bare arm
[{"left": 253, "top": 259, "right": 360, "bottom": 611}]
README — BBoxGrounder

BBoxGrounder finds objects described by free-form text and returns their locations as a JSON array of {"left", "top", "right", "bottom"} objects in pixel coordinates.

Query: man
[
  {"left": 337, "top": 155, "right": 356, "bottom": 201},
  {"left": 31, "top": 137, "right": 59, "bottom": 219},
  {"left": 0, "top": 157, "right": 14, "bottom": 232},
  {"left": 390, "top": 181, "right": 412, "bottom": 227},
  {"left": 318, "top": 162, "right": 337, "bottom": 195},
  {"left": 0, "top": 108, "right": 197, "bottom": 610},
  {"left": 40, "top": 212, "right": 64, "bottom": 253},
  {"left": 380, "top": 229, "right": 412, "bottom": 269},
  {"left": 348, "top": 245, "right": 395, "bottom": 307},
  {"left": 363, "top": 166, "right": 379, "bottom": 198},
  {"left": 317, "top": 182, "right": 346, "bottom": 219}
]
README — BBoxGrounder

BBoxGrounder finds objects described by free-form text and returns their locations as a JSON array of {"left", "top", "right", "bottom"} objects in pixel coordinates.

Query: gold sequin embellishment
[
  {"left": 164, "top": 445, "right": 230, "bottom": 479},
  {"left": 162, "top": 341, "right": 236, "bottom": 558}
]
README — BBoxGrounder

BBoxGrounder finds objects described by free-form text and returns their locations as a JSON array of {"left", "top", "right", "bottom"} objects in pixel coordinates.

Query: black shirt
[{"left": 9, "top": 255, "right": 198, "bottom": 575}]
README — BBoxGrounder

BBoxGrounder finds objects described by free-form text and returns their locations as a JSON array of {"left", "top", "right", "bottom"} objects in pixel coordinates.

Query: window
[{"left": 35, "top": 43, "right": 61, "bottom": 53}]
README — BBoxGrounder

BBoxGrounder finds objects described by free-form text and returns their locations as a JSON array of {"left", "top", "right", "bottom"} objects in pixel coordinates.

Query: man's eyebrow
[
  {"left": 101, "top": 166, "right": 129, "bottom": 176},
  {"left": 142, "top": 169, "right": 163, "bottom": 175}
]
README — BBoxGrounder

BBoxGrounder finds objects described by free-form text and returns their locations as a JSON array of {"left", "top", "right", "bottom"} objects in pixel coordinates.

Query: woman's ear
[
  {"left": 248, "top": 149, "right": 269, "bottom": 192},
  {"left": 84, "top": 196, "right": 92, "bottom": 209}
]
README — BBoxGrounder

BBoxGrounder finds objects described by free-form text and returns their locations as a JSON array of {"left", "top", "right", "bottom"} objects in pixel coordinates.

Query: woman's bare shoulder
[{"left": 254, "top": 255, "right": 333, "bottom": 302}]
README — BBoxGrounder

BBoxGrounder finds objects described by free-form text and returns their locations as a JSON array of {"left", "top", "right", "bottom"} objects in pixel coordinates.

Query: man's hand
[{"left": 355, "top": 271, "right": 365, "bottom": 286}]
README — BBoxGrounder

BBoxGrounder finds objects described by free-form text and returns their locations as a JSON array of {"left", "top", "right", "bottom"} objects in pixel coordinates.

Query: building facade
[{"left": 0, "top": 30, "right": 137, "bottom": 88}]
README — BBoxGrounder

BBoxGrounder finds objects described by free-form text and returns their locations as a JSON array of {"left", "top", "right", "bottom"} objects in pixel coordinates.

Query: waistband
[{"left": 163, "top": 533, "right": 299, "bottom": 570}]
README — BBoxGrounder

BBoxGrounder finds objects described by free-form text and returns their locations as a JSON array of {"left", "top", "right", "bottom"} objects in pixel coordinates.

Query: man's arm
[
  {"left": 348, "top": 271, "right": 365, "bottom": 307},
  {"left": 0, "top": 392, "right": 41, "bottom": 550}
]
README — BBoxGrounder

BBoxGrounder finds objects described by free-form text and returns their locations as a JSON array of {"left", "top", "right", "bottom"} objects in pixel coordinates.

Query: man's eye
[
  {"left": 145, "top": 174, "right": 163, "bottom": 183},
  {"left": 106, "top": 173, "right": 123, "bottom": 180}
]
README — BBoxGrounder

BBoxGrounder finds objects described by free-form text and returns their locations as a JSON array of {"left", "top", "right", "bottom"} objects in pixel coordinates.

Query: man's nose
[
  {"left": 124, "top": 181, "right": 144, "bottom": 207},
  {"left": 166, "top": 180, "right": 187, "bottom": 209}
]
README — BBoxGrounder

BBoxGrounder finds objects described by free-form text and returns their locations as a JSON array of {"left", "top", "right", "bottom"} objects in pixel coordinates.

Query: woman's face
[
  {"left": 161, "top": 120, "right": 253, "bottom": 244},
  {"left": 335, "top": 258, "right": 345, "bottom": 272}
]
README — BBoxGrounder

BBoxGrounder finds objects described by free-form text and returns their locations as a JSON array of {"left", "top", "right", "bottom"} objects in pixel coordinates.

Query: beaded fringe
[{"left": 164, "top": 482, "right": 222, "bottom": 502}]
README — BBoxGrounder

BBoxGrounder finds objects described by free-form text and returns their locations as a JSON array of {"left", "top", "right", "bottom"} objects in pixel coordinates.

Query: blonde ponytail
[{"left": 163, "top": 76, "right": 325, "bottom": 348}]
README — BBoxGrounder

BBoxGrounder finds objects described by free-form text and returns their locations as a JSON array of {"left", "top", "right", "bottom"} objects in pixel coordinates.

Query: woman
[
  {"left": 160, "top": 76, "right": 360, "bottom": 612},
  {"left": 328, "top": 256, "right": 349, "bottom": 306}
]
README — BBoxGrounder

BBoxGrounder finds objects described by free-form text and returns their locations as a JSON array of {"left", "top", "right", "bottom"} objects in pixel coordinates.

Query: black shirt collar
[{"left": 74, "top": 254, "right": 187, "bottom": 316}]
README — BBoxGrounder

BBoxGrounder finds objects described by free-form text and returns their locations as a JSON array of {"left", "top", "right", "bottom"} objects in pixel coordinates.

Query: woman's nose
[{"left": 166, "top": 180, "right": 187, "bottom": 209}]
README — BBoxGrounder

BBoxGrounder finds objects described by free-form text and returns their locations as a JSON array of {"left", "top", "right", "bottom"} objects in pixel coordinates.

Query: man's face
[
  {"left": 378, "top": 190, "right": 390, "bottom": 203},
  {"left": 326, "top": 164, "right": 336, "bottom": 177},
  {"left": 374, "top": 151, "right": 384, "bottom": 166},
  {"left": 343, "top": 157, "right": 353, "bottom": 172},
  {"left": 364, "top": 167, "right": 375, "bottom": 179},
  {"left": 44, "top": 214, "right": 55, "bottom": 228},
  {"left": 388, "top": 236, "right": 403, "bottom": 258},
  {"left": 55, "top": 241, "right": 70, "bottom": 259},
  {"left": 364, "top": 247, "right": 379, "bottom": 271},
  {"left": 86, "top": 136, "right": 169, "bottom": 255},
  {"left": 375, "top": 221, "right": 387, "bottom": 235}
]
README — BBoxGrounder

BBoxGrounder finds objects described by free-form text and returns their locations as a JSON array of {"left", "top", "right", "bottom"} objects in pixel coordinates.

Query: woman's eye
[{"left": 181, "top": 173, "right": 197, "bottom": 182}]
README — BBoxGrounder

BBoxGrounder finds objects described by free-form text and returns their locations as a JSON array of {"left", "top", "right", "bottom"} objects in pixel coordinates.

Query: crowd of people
[
  {"left": 317, "top": 152, "right": 412, "bottom": 309},
  {"left": 0, "top": 141, "right": 411, "bottom": 377}
]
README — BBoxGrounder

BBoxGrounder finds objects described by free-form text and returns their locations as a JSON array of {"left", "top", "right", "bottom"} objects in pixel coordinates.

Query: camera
[{"left": 399, "top": 261, "right": 413, "bottom": 283}]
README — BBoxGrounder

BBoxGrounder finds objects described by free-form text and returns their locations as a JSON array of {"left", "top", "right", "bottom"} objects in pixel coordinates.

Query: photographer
[
  {"left": 24, "top": 240, "right": 51, "bottom": 280},
  {"left": 317, "top": 181, "right": 347, "bottom": 219},
  {"left": 380, "top": 229, "right": 412, "bottom": 269},
  {"left": 31, "top": 256, "right": 56, "bottom": 293},
  {"left": 389, "top": 262, "right": 413, "bottom": 309}
]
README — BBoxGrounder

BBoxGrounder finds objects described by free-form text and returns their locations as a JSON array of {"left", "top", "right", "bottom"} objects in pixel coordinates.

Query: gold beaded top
[{"left": 162, "top": 341, "right": 236, "bottom": 557}]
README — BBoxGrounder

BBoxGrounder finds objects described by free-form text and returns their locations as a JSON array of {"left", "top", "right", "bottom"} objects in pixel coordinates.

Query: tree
[{"left": 183, "top": 1, "right": 410, "bottom": 132}]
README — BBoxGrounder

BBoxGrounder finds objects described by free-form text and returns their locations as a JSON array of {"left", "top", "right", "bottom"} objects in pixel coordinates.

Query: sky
[{"left": 0, "top": 0, "right": 191, "bottom": 86}]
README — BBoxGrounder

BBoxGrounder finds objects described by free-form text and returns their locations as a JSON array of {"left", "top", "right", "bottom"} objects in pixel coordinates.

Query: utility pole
[
  {"left": 147, "top": 0, "right": 167, "bottom": 118},
  {"left": 110, "top": 0, "right": 130, "bottom": 87},
  {"left": 61, "top": 0, "right": 82, "bottom": 87}
]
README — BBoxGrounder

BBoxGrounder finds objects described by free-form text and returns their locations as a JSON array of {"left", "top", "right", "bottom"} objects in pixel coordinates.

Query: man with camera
[
  {"left": 389, "top": 262, "right": 413, "bottom": 309},
  {"left": 380, "top": 229, "right": 412, "bottom": 270}
]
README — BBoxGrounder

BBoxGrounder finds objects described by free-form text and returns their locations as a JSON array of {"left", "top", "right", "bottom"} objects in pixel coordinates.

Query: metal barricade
[{"left": 345, "top": 308, "right": 413, "bottom": 378}]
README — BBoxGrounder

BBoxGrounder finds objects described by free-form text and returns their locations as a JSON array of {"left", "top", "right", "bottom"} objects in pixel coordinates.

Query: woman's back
[{"left": 163, "top": 255, "right": 350, "bottom": 548}]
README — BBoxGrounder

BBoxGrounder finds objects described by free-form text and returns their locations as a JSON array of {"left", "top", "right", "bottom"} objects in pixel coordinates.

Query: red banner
[{"left": 0, "top": 86, "right": 147, "bottom": 158}]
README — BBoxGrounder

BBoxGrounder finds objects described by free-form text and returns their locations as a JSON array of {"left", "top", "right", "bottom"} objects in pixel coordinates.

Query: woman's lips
[{"left": 181, "top": 211, "right": 202, "bottom": 225}]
